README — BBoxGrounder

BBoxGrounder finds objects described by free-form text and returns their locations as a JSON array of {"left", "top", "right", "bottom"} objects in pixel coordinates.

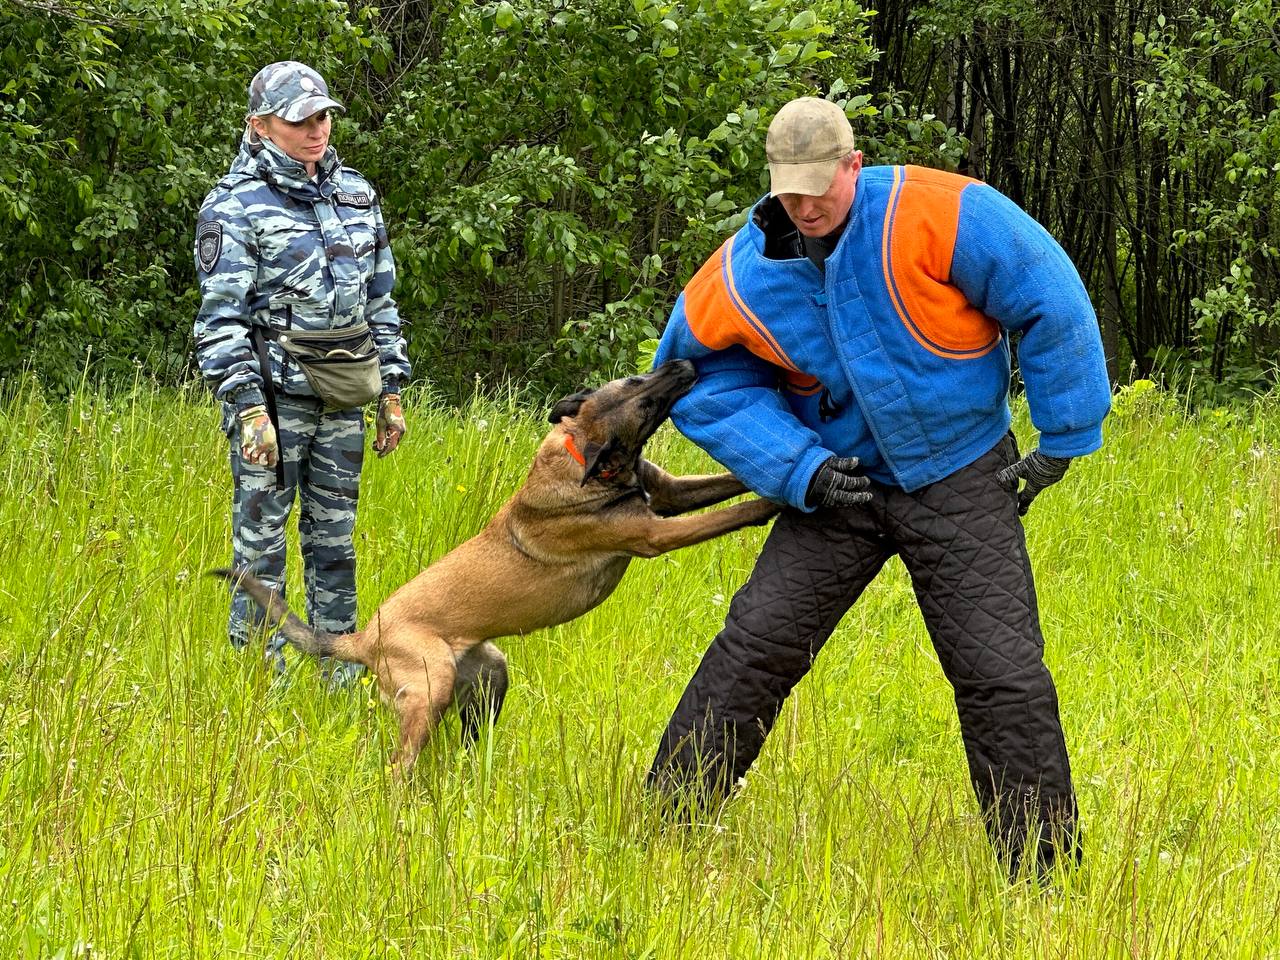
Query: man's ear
[{"left": 549, "top": 389, "right": 594, "bottom": 424}]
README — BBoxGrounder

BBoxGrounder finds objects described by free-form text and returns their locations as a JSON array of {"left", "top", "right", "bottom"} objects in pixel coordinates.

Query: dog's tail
[{"left": 208, "top": 567, "right": 368, "bottom": 666}]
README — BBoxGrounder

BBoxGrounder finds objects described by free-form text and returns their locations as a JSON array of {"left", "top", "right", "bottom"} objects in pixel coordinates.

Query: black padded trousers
[{"left": 647, "top": 434, "right": 1080, "bottom": 876}]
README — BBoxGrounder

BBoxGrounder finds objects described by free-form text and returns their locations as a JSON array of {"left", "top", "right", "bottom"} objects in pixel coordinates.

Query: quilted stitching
[{"left": 650, "top": 435, "right": 1078, "bottom": 870}]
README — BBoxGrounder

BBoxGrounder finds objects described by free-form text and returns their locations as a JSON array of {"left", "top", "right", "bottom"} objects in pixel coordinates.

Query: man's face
[
  {"left": 252, "top": 110, "right": 332, "bottom": 170},
  {"left": 776, "top": 151, "right": 862, "bottom": 238}
]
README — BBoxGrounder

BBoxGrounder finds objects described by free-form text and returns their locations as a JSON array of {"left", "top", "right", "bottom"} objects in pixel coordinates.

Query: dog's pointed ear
[
  {"left": 549, "top": 389, "right": 594, "bottom": 424},
  {"left": 579, "top": 438, "right": 620, "bottom": 486}
]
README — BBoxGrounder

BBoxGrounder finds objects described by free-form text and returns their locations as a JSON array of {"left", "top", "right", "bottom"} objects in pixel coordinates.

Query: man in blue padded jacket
[{"left": 646, "top": 96, "right": 1111, "bottom": 879}]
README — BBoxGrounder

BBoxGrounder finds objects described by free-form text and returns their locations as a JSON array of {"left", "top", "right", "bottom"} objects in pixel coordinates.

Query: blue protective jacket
[{"left": 654, "top": 164, "right": 1111, "bottom": 508}]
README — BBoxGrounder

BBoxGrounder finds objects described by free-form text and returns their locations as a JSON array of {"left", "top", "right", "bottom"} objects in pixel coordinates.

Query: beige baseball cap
[{"left": 766, "top": 97, "right": 856, "bottom": 197}]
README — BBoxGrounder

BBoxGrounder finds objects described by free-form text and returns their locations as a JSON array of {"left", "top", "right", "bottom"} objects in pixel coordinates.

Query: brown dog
[{"left": 212, "top": 360, "right": 780, "bottom": 773}]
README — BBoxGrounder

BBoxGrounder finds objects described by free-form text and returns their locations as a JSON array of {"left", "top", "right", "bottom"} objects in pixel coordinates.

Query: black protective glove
[
  {"left": 805, "top": 455, "right": 873, "bottom": 508},
  {"left": 996, "top": 449, "right": 1072, "bottom": 516}
]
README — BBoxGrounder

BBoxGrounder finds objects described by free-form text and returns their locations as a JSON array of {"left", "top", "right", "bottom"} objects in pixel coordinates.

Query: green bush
[
  {"left": 347, "top": 0, "right": 907, "bottom": 395},
  {"left": 0, "top": 0, "right": 961, "bottom": 399},
  {"left": 0, "top": 0, "right": 380, "bottom": 391}
]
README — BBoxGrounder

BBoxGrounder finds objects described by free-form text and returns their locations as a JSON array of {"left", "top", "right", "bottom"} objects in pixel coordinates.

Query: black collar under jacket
[
  {"left": 754, "top": 196, "right": 806, "bottom": 261},
  {"left": 752, "top": 195, "right": 848, "bottom": 274}
]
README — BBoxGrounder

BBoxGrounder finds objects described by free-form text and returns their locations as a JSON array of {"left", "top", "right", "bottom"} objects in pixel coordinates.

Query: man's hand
[
  {"left": 996, "top": 449, "right": 1072, "bottom": 516},
  {"left": 238, "top": 404, "right": 278, "bottom": 467},
  {"left": 805, "top": 455, "right": 872, "bottom": 508},
  {"left": 374, "top": 392, "right": 406, "bottom": 458}
]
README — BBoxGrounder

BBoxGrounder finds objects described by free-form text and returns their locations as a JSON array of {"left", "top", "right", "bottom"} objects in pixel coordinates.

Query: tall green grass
[{"left": 2, "top": 378, "right": 1278, "bottom": 959}]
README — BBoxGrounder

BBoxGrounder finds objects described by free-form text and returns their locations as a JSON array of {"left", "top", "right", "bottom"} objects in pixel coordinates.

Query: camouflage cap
[{"left": 247, "top": 61, "right": 344, "bottom": 122}]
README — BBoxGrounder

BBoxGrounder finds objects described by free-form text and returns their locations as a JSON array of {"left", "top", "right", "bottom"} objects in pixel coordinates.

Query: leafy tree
[
  {"left": 6, "top": 0, "right": 1274, "bottom": 402},
  {"left": 345, "top": 0, "right": 935, "bottom": 394},
  {"left": 1137, "top": 0, "right": 1280, "bottom": 397},
  {"left": 868, "top": 0, "right": 1280, "bottom": 399},
  {"left": 0, "top": 0, "right": 377, "bottom": 390}
]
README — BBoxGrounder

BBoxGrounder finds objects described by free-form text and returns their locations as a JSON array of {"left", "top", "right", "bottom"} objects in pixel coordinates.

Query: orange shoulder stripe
[
  {"left": 683, "top": 238, "right": 818, "bottom": 391},
  {"left": 882, "top": 166, "right": 1001, "bottom": 359},
  {"left": 721, "top": 239, "right": 804, "bottom": 375},
  {"left": 681, "top": 240, "right": 752, "bottom": 353}
]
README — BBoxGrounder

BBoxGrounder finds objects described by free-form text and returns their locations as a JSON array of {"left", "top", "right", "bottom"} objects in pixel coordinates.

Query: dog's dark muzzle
[
  {"left": 624, "top": 360, "right": 697, "bottom": 439},
  {"left": 651, "top": 359, "right": 697, "bottom": 395}
]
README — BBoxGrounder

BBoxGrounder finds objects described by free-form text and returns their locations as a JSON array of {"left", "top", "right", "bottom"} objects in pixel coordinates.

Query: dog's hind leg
[
  {"left": 389, "top": 644, "right": 458, "bottom": 777},
  {"left": 454, "top": 642, "right": 509, "bottom": 746}
]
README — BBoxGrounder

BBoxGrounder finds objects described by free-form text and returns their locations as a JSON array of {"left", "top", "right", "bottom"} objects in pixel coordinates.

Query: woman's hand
[
  {"left": 375, "top": 393, "right": 406, "bottom": 457},
  {"left": 238, "top": 404, "right": 279, "bottom": 467}
]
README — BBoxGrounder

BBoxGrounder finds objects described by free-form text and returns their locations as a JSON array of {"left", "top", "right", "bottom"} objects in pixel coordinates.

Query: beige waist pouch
[{"left": 276, "top": 324, "right": 382, "bottom": 411}]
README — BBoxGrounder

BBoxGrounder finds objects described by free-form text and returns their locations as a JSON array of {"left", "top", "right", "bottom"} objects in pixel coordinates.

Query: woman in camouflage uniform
[{"left": 193, "top": 61, "right": 411, "bottom": 678}]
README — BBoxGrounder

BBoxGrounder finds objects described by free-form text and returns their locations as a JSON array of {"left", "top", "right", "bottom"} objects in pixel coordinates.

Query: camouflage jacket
[{"left": 193, "top": 134, "right": 411, "bottom": 408}]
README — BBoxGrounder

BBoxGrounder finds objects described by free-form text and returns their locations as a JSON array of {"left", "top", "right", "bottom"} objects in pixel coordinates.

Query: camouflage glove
[
  {"left": 374, "top": 392, "right": 406, "bottom": 458},
  {"left": 238, "top": 404, "right": 278, "bottom": 467},
  {"left": 805, "top": 455, "right": 873, "bottom": 508},
  {"left": 996, "top": 449, "right": 1072, "bottom": 516}
]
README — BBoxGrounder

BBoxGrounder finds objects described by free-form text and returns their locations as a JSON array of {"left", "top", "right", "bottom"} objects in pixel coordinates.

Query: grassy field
[{"left": 2, "top": 377, "right": 1278, "bottom": 959}]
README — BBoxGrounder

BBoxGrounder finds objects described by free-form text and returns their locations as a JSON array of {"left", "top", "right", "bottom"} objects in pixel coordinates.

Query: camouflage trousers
[{"left": 226, "top": 394, "right": 364, "bottom": 682}]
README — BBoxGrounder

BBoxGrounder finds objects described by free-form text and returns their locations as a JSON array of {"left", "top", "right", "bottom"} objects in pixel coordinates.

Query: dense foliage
[
  {"left": 871, "top": 0, "right": 1280, "bottom": 400},
  {"left": 1, "top": 0, "right": 1276, "bottom": 400}
]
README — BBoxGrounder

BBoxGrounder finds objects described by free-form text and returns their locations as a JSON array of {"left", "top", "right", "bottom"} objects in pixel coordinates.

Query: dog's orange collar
[{"left": 564, "top": 433, "right": 586, "bottom": 466}]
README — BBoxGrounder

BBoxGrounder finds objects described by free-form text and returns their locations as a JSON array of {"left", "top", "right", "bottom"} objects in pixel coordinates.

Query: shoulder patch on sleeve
[{"left": 196, "top": 221, "right": 223, "bottom": 273}]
